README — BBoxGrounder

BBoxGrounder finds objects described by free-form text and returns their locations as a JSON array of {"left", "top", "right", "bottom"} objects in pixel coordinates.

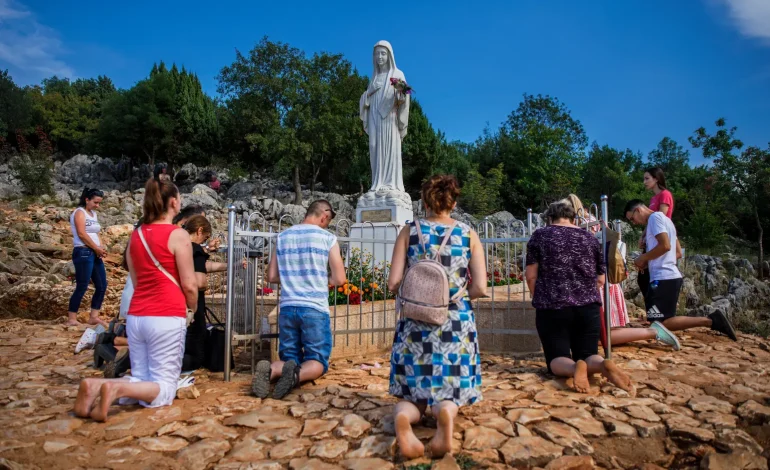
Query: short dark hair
[
  {"left": 305, "top": 200, "right": 335, "bottom": 220},
  {"left": 544, "top": 200, "right": 576, "bottom": 223},
  {"left": 172, "top": 204, "right": 205, "bottom": 225},
  {"left": 624, "top": 199, "right": 645, "bottom": 215},
  {"left": 644, "top": 167, "right": 667, "bottom": 190}
]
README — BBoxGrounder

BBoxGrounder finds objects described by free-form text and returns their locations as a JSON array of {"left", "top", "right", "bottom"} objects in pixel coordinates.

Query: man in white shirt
[{"left": 625, "top": 200, "right": 737, "bottom": 342}]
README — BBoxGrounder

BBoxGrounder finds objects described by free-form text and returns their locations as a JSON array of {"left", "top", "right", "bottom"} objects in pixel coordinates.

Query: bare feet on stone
[
  {"left": 90, "top": 382, "right": 120, "bottom": 422},
  {"left": 88, "top": 316, "right": 108, "bottom": 328},
  {"left": 602, "top": 359, "right": 635, "bottom": 396},
  {"left": 429, "top": 407, "right": 453, "bottom": 458},
  {"left": 395, "top": 412, "right": 424, "bottom": 460},
  {"left": 572, "top": 360, "right": 590, "bottom": 393},
  {"left": 65, "top": 319, "right": 81, "bottom": 327},
  {"left": 73, "top": 379, "right": 101, "bottom": 418}
]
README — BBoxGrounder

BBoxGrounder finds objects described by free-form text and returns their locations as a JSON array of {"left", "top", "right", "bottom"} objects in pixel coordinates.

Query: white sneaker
[
  {"left": 177, "top": 375, "right": 195, "bottom": 390},
  {"left": 75, "top": 328, "right": 97, "bottom": 354}
]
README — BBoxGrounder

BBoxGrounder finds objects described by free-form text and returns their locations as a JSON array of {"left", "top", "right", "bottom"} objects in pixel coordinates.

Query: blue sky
[{"left": 2, "top": 0, "right": 769, "bottom": 165}]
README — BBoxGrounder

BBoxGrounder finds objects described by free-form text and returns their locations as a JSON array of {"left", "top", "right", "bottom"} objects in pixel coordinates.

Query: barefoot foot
[
  {"left": 73, "top": 379, "right": 101, "bottom": 418},
  {"left": 602, "top": 360, "right": 635, "bottom": 396},
  {"left": 573, "top": 360, "right": 590, "bottom": 393},
  {"left": 88, "top": 316, "right": 108, "bottom": 328},
  {"left": 429, "top": 407, "right": 453, "bottom": 458},
  {"left": 90, "top": 382, "right": 120, "bottom": 422},
  {"left": 395, "top": 412, "right": 424, "bottom": 460},
  {"left": 65, "top": 319, "right": 81, "bottom": 327}
]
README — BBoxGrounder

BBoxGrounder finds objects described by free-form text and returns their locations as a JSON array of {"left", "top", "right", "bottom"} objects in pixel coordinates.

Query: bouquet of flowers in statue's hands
[{"left": 390, "top": 77, "right": 413, "bottom": 96}]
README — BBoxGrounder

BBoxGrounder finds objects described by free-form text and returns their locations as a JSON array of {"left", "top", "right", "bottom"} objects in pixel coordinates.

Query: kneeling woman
[
  {"left": 73, "top": 177, "right": 198, "bottom": 421},
  {"left": 182, "top": 215, "right": 228, "bottom": 371},
  {"left": 525, "top": 199, "right": 633, "bottom": 394}
]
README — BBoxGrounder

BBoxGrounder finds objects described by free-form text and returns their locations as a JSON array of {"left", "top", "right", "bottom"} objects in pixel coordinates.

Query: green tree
[
  {"left": 690, "top": 118, "right": 770, "bottom": 277},
  {"left": 579, "top": 143, "right": 645, "bottom": 217},
  {"left": 472, "top": 94, "right": 587, "bottom": 212},
  {"left": 0, "top": 70, "right": 34, "bottom": 139},
  {"left": 460, "top": 164, "right": 505, "bottom": 217}
]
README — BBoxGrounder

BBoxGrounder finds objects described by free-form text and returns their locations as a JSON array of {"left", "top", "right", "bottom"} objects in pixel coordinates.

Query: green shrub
[{"left": 10, "top": 155, "right": 54, "bottom": 197}]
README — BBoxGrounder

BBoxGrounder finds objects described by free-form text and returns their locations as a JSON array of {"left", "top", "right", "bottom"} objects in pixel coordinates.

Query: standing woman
[
  {"left": 387, "top": 175, "right": 488, "bottom": 459},
  {"left": 73, "top": 177, "right": 198, "bottom": 422},
  {"left": 68, "top": 188, "right": 108, "bottom": 327},
  {"left": 638, "top": 167, "right": 675, "bottom": 303}
]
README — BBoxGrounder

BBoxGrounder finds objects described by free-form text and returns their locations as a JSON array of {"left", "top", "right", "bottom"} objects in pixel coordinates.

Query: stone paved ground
[{"left": 1, "top": 319, "right": 770, "bottom": 470}]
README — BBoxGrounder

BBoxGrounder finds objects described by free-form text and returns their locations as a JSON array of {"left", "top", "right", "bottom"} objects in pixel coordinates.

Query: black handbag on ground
[{"left": 204, "top": 307, "right": 234, "bottom": 373}]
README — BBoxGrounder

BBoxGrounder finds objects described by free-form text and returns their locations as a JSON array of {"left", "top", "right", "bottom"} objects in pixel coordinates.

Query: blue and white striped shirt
[{"left": 277, "top": 224, "right": 337, "bottom": 313}]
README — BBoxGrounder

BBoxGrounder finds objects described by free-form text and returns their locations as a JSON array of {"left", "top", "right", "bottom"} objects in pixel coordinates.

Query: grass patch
[{"left": 457, "top": 453, "right": 480, "bottom": 469}]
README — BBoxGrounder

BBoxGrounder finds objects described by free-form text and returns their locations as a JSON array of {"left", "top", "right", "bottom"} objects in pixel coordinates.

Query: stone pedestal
[{"left": 351, "top": 189, "right": 413, "bottom": 265}]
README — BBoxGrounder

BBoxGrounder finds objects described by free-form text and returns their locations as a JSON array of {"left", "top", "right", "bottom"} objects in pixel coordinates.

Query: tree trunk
[
  {"left": 293, "top": 165, "right": 302, "bottom": 206},
  {"left": 310, "top": 162, "right": 316, "bottom": 198},
  {"left": 756, "top": 207, "right": 764, "bottom": 280}
]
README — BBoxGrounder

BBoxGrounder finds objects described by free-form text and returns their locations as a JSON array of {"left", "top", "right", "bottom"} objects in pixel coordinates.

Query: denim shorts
[{"left": 278, "top": 306, "right": 332, "bottom": 373}]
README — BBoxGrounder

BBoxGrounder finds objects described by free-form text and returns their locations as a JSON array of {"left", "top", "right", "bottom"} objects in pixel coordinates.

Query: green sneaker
[{"left": 651, "top": 321, "right": 681, "bottom": 351}]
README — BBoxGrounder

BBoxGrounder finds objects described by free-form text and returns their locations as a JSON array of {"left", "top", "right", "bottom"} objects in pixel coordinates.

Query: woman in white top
[{"left": 68, "top": 188, "right": 109, "bottom": 327}]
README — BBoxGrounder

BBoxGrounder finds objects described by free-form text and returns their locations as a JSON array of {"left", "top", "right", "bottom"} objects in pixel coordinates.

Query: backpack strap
[
  {"left": 413, "top": 219, "right": 428, "bottom": 259},
  {"left": 434, "top": 221, "right": 458, "bottom": 261}
]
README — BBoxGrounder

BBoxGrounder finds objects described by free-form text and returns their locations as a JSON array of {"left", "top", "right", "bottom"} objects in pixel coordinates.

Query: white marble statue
[{"left": 358, "top": 40, "right": 412, "bottom": 212}]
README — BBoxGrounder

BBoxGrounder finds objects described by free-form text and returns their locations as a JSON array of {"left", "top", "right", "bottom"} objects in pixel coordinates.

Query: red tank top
[{"left": 128, "top": 224, "right": 186, "bottom": 317}]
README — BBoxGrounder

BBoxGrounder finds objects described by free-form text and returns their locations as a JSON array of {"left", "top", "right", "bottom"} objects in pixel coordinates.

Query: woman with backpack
[{"left": 387, "top": 175, "right": 488, "bottom": 459}]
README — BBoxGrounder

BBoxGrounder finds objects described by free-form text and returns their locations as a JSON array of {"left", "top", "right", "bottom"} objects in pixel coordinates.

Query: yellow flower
[{"left": 344, "top": 289, "right": 351, "bottom": 296}]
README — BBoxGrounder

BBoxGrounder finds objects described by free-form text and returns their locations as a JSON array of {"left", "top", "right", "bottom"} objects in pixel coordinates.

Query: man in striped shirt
[{"left": 252, "top": 200, "right": 347, "bottom": 399}]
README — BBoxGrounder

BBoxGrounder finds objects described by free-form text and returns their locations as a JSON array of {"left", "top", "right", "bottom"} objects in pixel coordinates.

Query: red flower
[{"left": 349, "top": 292, "right": 362, "bottom": 305}]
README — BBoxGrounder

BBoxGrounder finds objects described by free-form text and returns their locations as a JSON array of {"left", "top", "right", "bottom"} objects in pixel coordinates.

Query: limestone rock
[
  {"left": 344, "top": 435, "right": 396, "bottom": 459},
  {"left": 506, "top": 408, "right": 550, "bottom": 425},
  {"left": 270, "top": 438, "right": 312, "bottom": 460},
  {"left": 433, "top": 454, "right": 462, "bottom": 470},
  {"left": 309, "top": 439, "right": 349, "bottom": 459},
  {"left": 544, "top": 455, "right": 597, "bottom": 470},
  {"left": 339, "top": 458, "right": 394, "bottom": 470},
  {"left": 301, "top": 419, "right": 339, "bottom": 438},
  {"left": 463, "top": 426, "right": 508, "bottom": 450},
  {"left": 549, "top": 407, "right": 607, "bottom": 437},
  {"left": 42, "top": 438, "right": 79, "bottom": 454},
  {"left": 223, "top": 410, "right": 299, "bottom": 430},
  {"left": 738, "top": 400, "right": 770, "bottom": 425},
  {"left": 533, "top": 421, "right": 593, "bottom": 455},
  {"left": 137, "top": 436, "right": 189, "bottom": 452},
  {"left": 176, "top": 385, "right": 200, "bottom": 400},
  {"left": 499, "top": 436, "right": 564, "bottom": 467},
  {"left": 177, "top": 438, "right": 231, "bottom": 470},
  {"left": 689, "top": 395, "right": 734, "bottom": 414},
  {"left": 700, "top": 450, "right": 768, "bottom": 470},
  {"left": 335, "top": 414, "right": 371, "bottom": 439},
  {"left": 289, "top": 458, "right": 345, "bottom": 470}
]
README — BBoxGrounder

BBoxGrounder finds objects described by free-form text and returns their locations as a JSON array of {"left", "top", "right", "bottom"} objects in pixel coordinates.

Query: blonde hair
[{"left": 566, "top": 194, "right": 585, "bottom": 218}]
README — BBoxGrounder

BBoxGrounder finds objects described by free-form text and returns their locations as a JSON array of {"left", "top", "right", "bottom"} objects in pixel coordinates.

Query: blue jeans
[
  {"left": 68, "top": 247, "right": 107, "bottom": 312},
  {"left": 278, "top": 306, "right": 332, "bottom": 373}
]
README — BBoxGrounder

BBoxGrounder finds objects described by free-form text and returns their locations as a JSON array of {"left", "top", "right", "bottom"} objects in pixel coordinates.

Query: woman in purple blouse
[{"left": 525, "top": 200, "right": 634, "bottom": 395}]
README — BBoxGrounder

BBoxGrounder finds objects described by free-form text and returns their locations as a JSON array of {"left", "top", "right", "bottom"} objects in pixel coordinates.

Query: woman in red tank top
[{"left": 74, "top": 177, "right": 198, "bottom": 422}]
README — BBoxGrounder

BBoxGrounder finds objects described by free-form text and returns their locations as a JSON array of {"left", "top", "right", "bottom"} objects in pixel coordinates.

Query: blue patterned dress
[{"left": 389, "top": 219, "right": 482, "bottom": 406}]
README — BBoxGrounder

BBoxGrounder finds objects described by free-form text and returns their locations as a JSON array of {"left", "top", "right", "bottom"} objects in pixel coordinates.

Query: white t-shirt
[
  {"left": 646, "top": 212, "right": 681, "bottom": 281},
  {"left": 70, "top": 207, "right": 101, "bottom": 247}
]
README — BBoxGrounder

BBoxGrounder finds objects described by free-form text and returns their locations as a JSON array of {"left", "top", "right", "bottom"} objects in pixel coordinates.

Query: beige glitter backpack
[{"left": 397, "top": 219, "right": 467, "bottom": 325}]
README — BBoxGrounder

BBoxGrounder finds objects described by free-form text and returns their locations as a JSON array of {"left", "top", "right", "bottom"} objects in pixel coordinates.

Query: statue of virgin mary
[{"left": 359, "top": 40, "right": 410, "bottom": 200}]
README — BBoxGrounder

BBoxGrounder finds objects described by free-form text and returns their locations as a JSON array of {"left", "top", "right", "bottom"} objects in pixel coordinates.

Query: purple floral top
[{"left": 526, "top": 225, "right": 605, "bottom": 310}]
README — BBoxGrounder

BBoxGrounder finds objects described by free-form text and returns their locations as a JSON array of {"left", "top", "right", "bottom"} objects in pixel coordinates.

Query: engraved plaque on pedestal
[{"left": 359, "top": 209, "right": 393, "bottom": 223}]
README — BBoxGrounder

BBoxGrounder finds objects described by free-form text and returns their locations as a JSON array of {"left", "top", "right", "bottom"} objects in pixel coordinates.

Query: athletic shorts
[{"left": 645, "top": 278, "right": 683, "bottom": 322}]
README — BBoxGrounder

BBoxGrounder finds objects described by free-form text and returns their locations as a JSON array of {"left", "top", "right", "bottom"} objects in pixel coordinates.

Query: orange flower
[
  {"left": 371, "top": 283, "right": 379, "bottom": 289},
  {"left": 351, "top": 286, "right": 358, "bottom": 293},
  {"left": 360, "top": 277, "right": 366, "bottom": 282},
  {"left": 337, "top": 287, "right": 343, "bottom": 293},
  {"left": 344, "top": 289, "right": 351, "bottom": 296}
]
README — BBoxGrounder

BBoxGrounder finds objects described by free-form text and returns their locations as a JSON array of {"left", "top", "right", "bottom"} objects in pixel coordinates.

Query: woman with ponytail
[
  {"left": 67, "top": 187, "right": 108, "bottom": 327},
  {"left": 74, "top": 177, "right": 198, "bottom": 422}
]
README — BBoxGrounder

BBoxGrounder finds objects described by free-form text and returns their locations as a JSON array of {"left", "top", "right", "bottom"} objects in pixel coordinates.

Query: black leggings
[
  {"left": 536, "top": 303, "right": 601, "bottom": 373},
  {"left": 182, "top": 306, "right": 207, "bottom": 371}
]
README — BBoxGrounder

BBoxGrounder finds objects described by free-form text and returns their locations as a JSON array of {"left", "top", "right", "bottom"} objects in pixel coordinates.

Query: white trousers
[{"left": 124, "top": 315, "right": 186, "bottom": 408}]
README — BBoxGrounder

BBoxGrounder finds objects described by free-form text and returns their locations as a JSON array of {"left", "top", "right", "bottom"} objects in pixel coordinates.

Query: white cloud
[
  {"left": 718, "top": 0, "right": 770, "bottom": 42},
  {"left": 0, "top": 0, "right": 73, "bottom": 83}
]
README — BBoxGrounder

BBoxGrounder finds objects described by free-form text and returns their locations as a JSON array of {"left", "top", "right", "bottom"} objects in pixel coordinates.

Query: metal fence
[{"left": 219, "top": 195, "right": 616, "bottom": 381}]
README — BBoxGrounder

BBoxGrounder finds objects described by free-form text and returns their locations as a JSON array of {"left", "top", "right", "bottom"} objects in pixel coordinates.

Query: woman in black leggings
[{"left": 182, "top": 215, "right": 227, "bottom": 370}]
